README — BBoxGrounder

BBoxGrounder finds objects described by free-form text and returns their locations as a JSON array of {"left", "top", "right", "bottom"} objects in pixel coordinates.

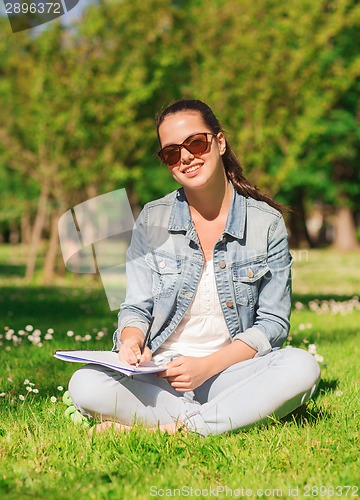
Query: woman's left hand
[{"left": 157, "top": 356, "right": 211, "bottom": 392}]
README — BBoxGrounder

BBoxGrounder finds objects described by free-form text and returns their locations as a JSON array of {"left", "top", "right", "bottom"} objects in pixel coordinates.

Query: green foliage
[
  {"left": 0, "top": 0, "right": 359, "bottom": 231},
  {"left": 185, "top": 0, "right": 360, "bottom": 207}
]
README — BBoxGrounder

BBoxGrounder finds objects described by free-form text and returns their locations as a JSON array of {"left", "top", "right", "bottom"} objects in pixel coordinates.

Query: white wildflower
[
  {"left": 25, "top": 325, "right": 33, "bottom": 332},
  {"left": 50, "top": 396, "right": 57, "bottom": 403},
  {"left": 5, "top": 329, "right": 14, "bottom": 340},
  {"left": 308, "top": 344, "right": 317, "bottom": 355},
  {"left": 47, "top": 328, "right": 54, "bottom": 334},
  {"left": 314, "top": 354, "right": 324, "bottom": 363},
  {"left": 32, "top": 389, "right": 39, "bottom": 394},
  {"left": 57, "top": 386, "right": 64, "bottom": 391},
  {"left": 0, "top": 392, "right": 6, "bottom": 397},
  {"left": 67, "top": 330, "right": 74, "bottom": 337},
  {"left": 19, "top": 395, "right": 25, "bottom": 401},
  {"left": 26, "top": 386, "right": 32, "bottom": 392}
]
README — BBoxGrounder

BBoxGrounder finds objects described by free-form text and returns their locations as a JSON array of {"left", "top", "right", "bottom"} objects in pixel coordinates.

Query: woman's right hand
[{"left": 118, "top": 327, "right": 152, "bottom": 365}]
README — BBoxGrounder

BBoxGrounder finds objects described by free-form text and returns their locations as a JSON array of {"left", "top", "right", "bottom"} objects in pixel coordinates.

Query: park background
[{"left": 0, "top": 0, "right": 359, "bottom": 498}]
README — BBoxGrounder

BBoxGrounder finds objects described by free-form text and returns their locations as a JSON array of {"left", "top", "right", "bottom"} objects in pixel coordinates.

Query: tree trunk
[
  {"left": 333, "top": 206, "right": 359, "bottom": 251},
  {"left": 288, "top": 188, "right": 314, "bottom": 248},
  {"left": 9, "top": 223, "right": 20, "bottom": 244},
  {"left": 25, "top": 185, "right": 49, "bottom": 280},
  {"left": 21, "top": 212, "right": 32, "bottom": 244},
  {"left": 127, "top": 181, "right": 141, "bottom": 219},
  {"left": 43, "top": 207, "right": 61, "bottom": 284}
]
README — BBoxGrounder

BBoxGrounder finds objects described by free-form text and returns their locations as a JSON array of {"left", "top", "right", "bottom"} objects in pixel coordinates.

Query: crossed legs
[{"left": 68, "top": 348, "right": 320, "bottom": 436}]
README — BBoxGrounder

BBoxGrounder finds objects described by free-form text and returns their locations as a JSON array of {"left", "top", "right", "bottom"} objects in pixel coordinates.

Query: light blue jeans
[{"left": 68, "top": 347, "right": 320, "bottom": 436}]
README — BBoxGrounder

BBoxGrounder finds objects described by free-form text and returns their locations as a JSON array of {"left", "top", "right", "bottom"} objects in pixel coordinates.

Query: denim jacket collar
[{"left": 168, "top": 183, "right": 246, "bottom": 240}]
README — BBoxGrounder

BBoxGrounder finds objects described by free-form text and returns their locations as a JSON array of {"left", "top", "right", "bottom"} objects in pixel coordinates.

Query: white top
[{"left": 153, "top": 260, "right": 231, "bottom": 363}]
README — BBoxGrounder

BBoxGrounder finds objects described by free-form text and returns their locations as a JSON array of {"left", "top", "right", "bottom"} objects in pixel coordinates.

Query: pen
[{"left": 136, "top": 316, "right": 155, "bottom": 367}]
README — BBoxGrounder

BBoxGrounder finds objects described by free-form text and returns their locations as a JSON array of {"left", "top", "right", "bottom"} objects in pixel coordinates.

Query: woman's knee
[
  {"left": 280, "top": 348, "right": 321, "bottom": 393},
  {"left": 68, "top": 364, "right": 107, "bottom": 411}
]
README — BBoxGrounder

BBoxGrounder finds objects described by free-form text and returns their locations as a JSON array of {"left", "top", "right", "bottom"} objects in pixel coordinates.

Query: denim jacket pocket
[
  {"left": 231, "top": 258, "right": 270, "bottom": 306},
  {"left": 145, "top": 251, "right": 182, "bottom": 299}
]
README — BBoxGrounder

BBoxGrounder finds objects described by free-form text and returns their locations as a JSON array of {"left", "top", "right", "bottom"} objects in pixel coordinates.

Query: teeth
[{"left": 184, "top": 165, "right": 201, "bottom": 174}]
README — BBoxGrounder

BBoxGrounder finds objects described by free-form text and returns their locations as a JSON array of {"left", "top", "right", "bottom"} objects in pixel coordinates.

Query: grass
[{"left": 0, "top": 245, "right": 359, "bottom": 498}]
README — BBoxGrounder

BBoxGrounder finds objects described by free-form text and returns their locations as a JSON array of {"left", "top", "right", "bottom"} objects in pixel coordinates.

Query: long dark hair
[{"left": 156, "top": 99, "right": 286, "bottom": 213}]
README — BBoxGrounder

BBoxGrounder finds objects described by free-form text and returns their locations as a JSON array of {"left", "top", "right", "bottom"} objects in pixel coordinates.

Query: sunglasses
[{"left": 158, "top": 132, "right": 217, "bottom": 166}]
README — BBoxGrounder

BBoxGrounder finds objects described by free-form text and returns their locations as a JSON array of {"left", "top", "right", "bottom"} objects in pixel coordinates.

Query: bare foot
[
  {"left": 89, "top": 420, "right": 187, "bottom": 437},
  {"left": 153, "top": 421, "right": 187, "bottom": 434},
  {"left": 89, "top": 421, "right": 131, "bottom": 437}
]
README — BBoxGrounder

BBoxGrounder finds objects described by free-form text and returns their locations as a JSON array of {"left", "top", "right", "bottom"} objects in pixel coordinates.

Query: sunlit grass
[{"left": 0, "top": 245, "right": 359, "bottom": 497}]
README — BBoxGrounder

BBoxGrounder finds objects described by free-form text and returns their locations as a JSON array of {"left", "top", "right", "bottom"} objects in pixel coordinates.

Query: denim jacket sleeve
[
  {"left": 114, "top": 208, "right": 153, "bottom": 350},
  {"left": 233, "top": 215, "right": 292, "bottom": 355}
]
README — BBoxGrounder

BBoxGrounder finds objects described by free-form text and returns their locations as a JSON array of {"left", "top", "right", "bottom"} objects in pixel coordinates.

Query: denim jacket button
[
  {"left": 219, "top": 261, "right": 226, "bottom": 269},
  {"left": 226, "top": 301, "right": 234, "bottom": 308},
  {"left": 159, "top": 260, "right": 166, "bottom": 269},
  {"left": 247, "top": 268, "right": 254, "bottom": 278}
]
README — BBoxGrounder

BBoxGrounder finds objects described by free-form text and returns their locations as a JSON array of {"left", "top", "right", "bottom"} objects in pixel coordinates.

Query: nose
[{"left": 180, "top": 145, "right": 195, "bottom": 164}]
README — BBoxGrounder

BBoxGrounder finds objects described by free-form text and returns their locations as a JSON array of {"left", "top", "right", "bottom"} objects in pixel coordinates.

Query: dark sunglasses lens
[
  {"left": 161, "top": 147, "right": 180, "bottom": 166},
  {"left": 186, "top": 135, "right": 209, "bottom": 154}
]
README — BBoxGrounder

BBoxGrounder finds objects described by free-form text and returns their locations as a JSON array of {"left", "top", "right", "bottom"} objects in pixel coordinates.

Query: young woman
[{"left": 69, "top": 99, "right": 320, "bottom": 436}]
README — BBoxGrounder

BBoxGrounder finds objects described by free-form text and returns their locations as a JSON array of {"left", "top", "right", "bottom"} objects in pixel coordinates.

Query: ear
[{"left": 216, "top": 132, "right": 227, "bottom": 156}]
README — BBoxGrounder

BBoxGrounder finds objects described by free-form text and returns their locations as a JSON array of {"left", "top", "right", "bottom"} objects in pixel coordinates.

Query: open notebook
[{"left": 54, "top": 350, "right": 166, "bottom": 376}]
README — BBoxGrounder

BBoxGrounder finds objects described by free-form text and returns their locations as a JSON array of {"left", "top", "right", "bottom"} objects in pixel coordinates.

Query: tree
[
  {"left": 0, "top": 0, "right": 190, "bottom": 280},
  {"left": 182, "top": 0, "right": 360, "bottom": 247}
]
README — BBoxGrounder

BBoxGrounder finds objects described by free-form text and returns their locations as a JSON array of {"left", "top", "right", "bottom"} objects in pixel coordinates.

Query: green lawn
[{"left": 0, "top": 245, "right": 359, "bottom": 499}]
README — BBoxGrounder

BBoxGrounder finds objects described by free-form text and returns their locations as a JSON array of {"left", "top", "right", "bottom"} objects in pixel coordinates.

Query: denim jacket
[{"left": 113, "top": 184, "right": 292, "bottom": 357}]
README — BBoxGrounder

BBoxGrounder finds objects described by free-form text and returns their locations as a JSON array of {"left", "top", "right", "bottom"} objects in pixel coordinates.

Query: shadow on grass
[
  {"left": 0, "top": 285, "right": 114, "bottom": 334},
  {"left": 280, "top": 403, "right": 332, "bottom": 427},
  {"left": 279, "top": 378, "right": 338, "bottom": 427},
  {"left": 0, "top": 263, "right": 26, "bottom": 277},
  {"left": 292, "top": 293, "right": 359, "bottom": 304},
  {"left": 316, "top": 378, "right": 338, "bottom": 395}
]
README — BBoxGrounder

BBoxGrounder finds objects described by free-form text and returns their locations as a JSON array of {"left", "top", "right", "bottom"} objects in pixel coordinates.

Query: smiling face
[{"left": 158, "top": 111, "right": 227, "bottom": 192}]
